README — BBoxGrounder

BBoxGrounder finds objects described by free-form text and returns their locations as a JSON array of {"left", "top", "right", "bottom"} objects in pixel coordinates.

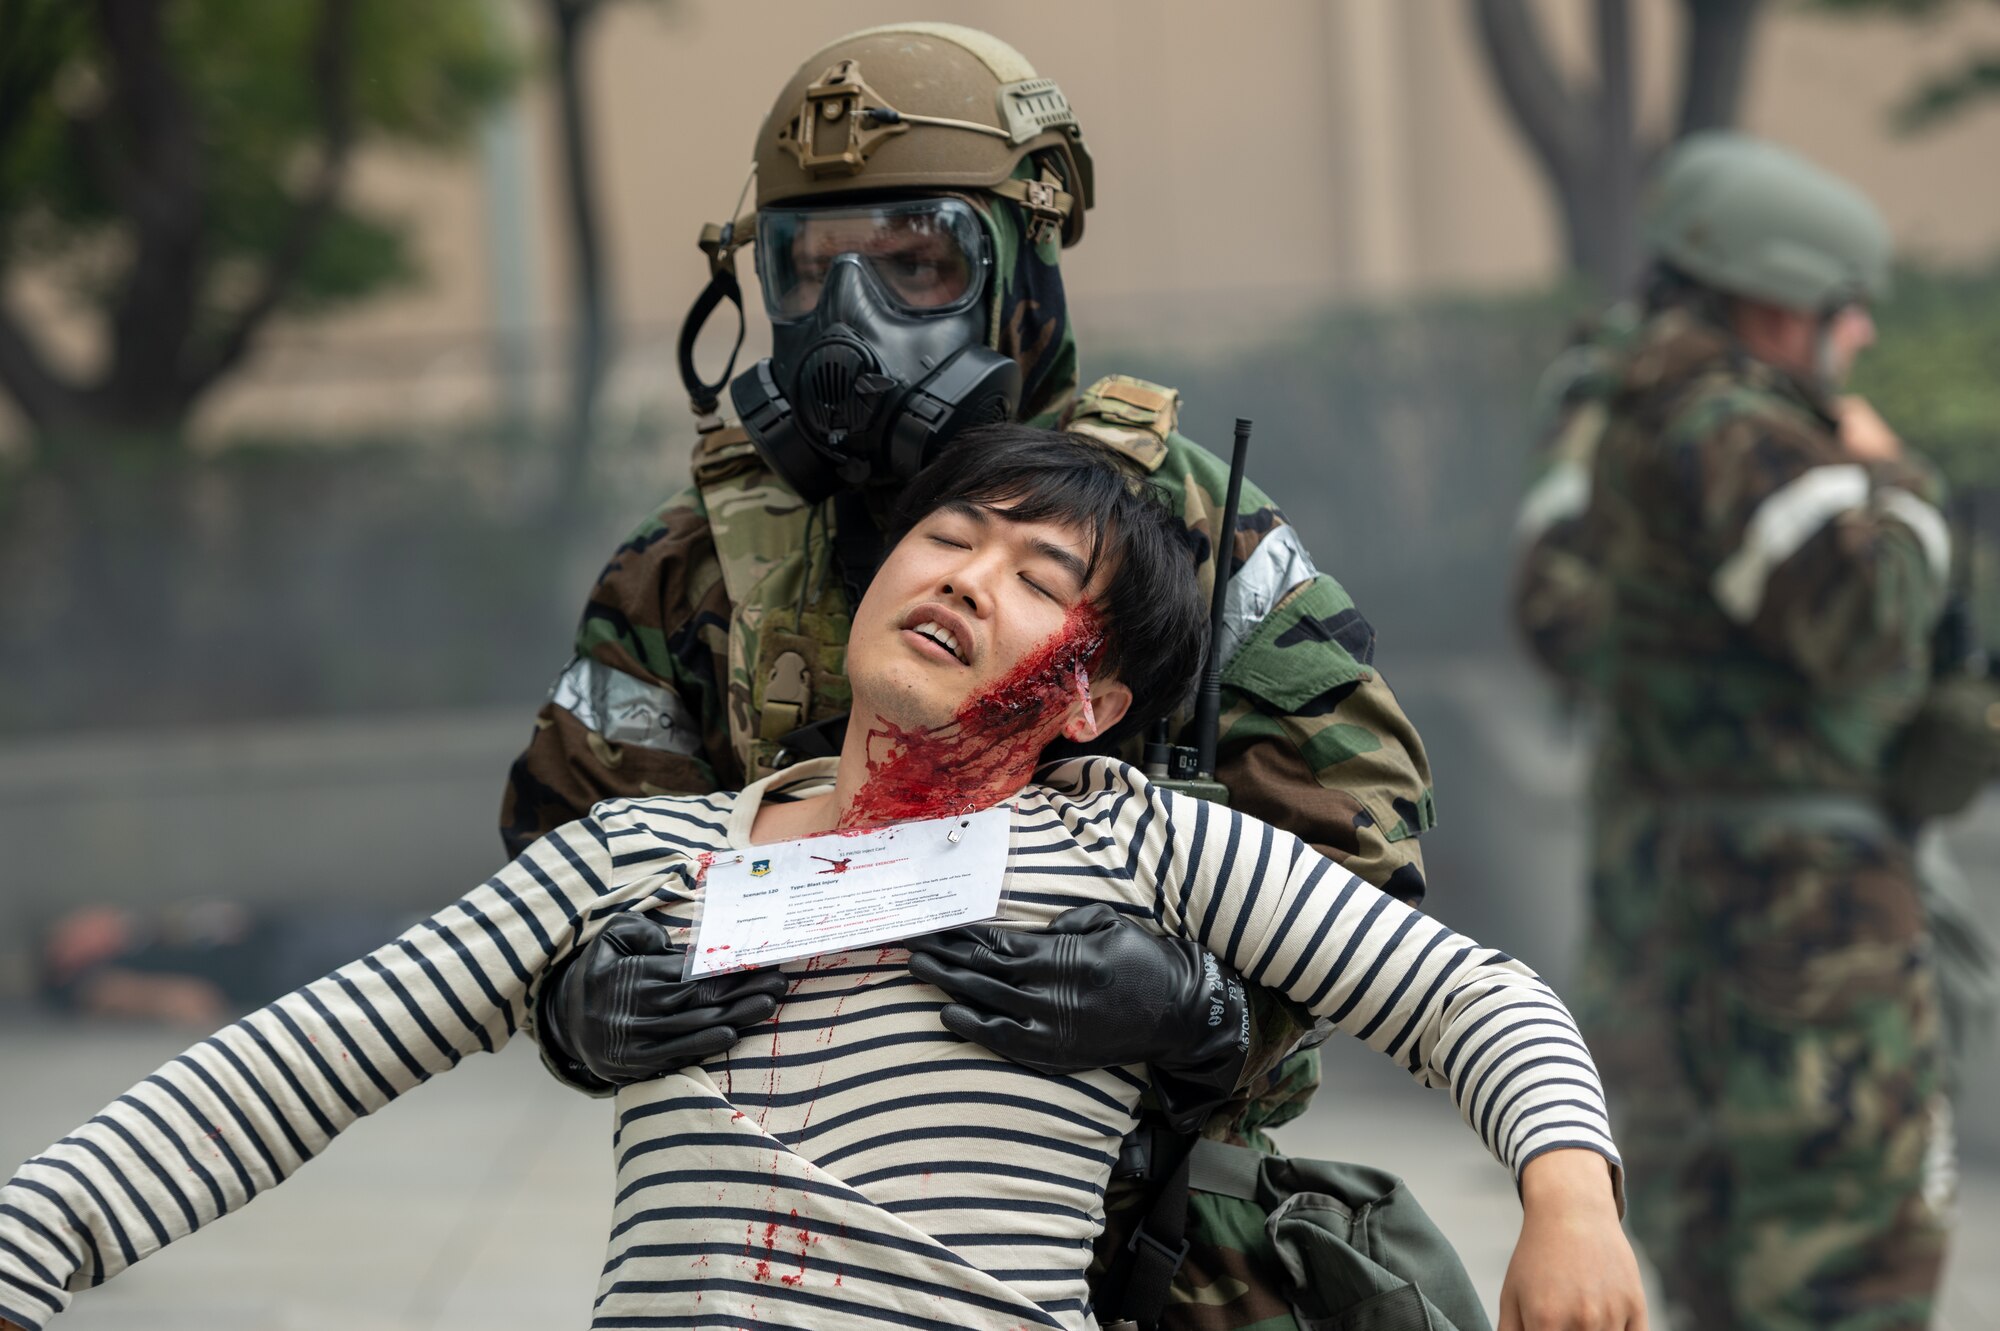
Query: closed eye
[
  {"left": 928, "top": 534, "right": 969, "bottom": 550},
  {"left": 1021, "top": 573, "right": 1059, "bottom": 601}
]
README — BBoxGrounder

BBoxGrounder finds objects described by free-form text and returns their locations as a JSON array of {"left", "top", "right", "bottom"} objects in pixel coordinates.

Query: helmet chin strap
[
  {"left": 678, "top": 168, "right": 759, "bottom": 433},
  {"left": 677, "top": 242, "right": 748, "bottom": 433},
  {"left": 1812, "top": 302, "right": 1854, "bottom": 394},
  {"left": 1813, "top": 321, "right": 1840, "bottom": 392}
]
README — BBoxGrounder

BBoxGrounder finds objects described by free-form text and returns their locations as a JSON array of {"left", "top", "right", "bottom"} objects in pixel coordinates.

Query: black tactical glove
[
  {"left": 905, "top": 903, "right": 1250, "bottom": 1133},
  {"left": 537, "top": 911, "right": 790, "bottom": 1090}
]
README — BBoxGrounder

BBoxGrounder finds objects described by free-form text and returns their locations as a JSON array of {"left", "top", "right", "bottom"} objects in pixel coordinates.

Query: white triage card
[{"left": 685, "top": 804, "right": 1012, "bottom": 977}]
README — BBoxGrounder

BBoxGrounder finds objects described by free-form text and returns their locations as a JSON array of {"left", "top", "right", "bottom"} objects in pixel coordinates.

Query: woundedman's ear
[{"left": 1064, "top": 682, "right": 1133, "bottom": 742}]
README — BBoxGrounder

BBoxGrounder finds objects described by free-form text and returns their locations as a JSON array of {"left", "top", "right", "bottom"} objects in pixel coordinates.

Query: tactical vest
[{"left": 692, "top": 374, "right": 1183, "bottom": 782}]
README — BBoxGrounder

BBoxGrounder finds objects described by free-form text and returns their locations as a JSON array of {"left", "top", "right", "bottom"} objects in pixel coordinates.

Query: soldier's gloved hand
[
  {"left": 905, "top": 903, "right": 1250, "bottom": 1133},
  {"left": 537, "top": 912, "right": 790, "bottom": 1090},
  {"left": 1885, "top": 674, "right": 2000, "bottom": 823}
]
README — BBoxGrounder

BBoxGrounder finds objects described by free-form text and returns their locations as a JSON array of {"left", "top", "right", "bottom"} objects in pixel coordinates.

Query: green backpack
[{"left": 1097, "top": 1129, "right": 1493, "bottom": 1331}]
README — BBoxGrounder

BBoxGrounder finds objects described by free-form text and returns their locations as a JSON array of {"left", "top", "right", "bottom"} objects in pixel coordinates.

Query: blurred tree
[
  {"left": 1804, "top": 0, "right": 2000, "bottom": 131},
  {"left": 0, "top": 0, "right": 518, "bottom": 443},
  {"left": 1470, "top": 0, "right": 1766, "bottom": 296},
  {"left": 544, "top": 0, "right": 611, "bottom": 525}
]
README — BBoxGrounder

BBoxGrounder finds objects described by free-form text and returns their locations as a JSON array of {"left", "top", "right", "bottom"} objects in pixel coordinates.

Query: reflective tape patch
[
  {"left": 1876, "top": 487, "right": 1952, "bottom": 585},
  {"left": 548, "top": 656, "right": 703, "bottom": 756},
  {"left": 1514, "top": 460, "right": 1591, "bottom": 542},
  {"left": 1921, "top": 1096, "right": 1956, "bottom": 1220},
  {"left": 1712, "top": 464, "right": 1869, "bottom": 624},
  {"left": 1219, "top": 525, "right": 1318, "bottom": 671}
]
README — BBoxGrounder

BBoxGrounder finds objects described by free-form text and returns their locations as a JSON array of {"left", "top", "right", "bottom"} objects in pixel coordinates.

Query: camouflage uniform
[
  {"left": 1516, "top": 310, "right": 1999, "bottom": 1039},
  {"left": 1577, "top": 304, "right": 1952, "bottom": 1330},
  {"left": 1509, "top": 304, "right": 1639, "bottom": 694},
  {"left": 503, "top": 161, "right": 1437, "bottom": 1331}
]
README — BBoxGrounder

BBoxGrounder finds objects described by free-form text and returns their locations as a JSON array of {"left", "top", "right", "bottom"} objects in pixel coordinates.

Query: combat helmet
[
  {"left": 1645, "top": 133, "right": 1891, "bottom": 312},
  {"left": 1641, "top": 131, "right": 1756, "bottom": 259},
  {"left": 679, "top": 24, "right": 1094, "bottom": 438},
  {"left": 754, "top": 23, "right": 1095, "bottom": 248}
]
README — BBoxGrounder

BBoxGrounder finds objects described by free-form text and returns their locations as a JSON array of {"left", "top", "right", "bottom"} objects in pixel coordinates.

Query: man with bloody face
[{"left": 0, "top": 429, "right": 1644, "bottom": 1331}]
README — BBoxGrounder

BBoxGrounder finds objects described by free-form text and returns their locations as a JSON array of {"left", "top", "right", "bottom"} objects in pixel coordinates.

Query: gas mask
[{"left": 729, "top": 197, "right": 1021, "bottom": 504}]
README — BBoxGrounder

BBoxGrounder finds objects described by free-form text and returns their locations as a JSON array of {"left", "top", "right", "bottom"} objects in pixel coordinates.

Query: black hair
[{"left": 891, "top": 424, "right": 1209, "bottom": 743}]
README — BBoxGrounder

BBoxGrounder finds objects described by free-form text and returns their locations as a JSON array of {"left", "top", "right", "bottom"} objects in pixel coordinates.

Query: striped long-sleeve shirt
[{"left": 0, "top": 757, "right": 1620, "bottom": 1331}]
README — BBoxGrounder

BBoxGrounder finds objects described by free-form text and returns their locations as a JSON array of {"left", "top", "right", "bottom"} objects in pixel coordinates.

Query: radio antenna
[{"left": 1146, "top": 418, "right": 1252, "bottom": 801}]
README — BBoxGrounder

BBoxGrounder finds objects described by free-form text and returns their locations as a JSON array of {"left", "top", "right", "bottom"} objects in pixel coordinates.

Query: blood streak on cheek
[{"left": 840, "top": 602, "right": 1105, "bottom": 830}]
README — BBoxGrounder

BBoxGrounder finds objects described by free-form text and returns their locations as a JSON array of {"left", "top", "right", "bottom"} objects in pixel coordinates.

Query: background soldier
[
  {"left": 1510, "top": 132, "right": 1744, "bottom": 696},
  {"left": 500, "top": 24, "right": 1438, "bottom": 1328},
  {"left": 1558, "top": 136, "right": 1965, "bottom": 1329},
  {"left": 1513, "top": 132, "right": 2000, "bottom": 1321}
]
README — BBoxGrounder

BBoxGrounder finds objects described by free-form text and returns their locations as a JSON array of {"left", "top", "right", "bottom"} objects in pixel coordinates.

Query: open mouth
[
  {"left": 906, "top": 620, "right": 968, "bottom": 665},
  {"left": 901, "top": 606, "right": 972, "bottom": 666}
]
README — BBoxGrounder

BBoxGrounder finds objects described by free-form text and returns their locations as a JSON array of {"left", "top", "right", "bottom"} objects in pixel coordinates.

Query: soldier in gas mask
[{"left": 501, "top": 25, "right": 1438, "bottom": 1327}]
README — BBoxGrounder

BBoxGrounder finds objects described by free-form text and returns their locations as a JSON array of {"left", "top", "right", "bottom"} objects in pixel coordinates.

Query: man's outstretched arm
[
  {"left": 922, "top": 763, "right": 1643, "bottom": 1326},
  {"left": 0, "top": 820, "right": 631, "bottom": 1329},
  {"left": 1172, "top": 773, "right": 1637, "bottom": 1323}
]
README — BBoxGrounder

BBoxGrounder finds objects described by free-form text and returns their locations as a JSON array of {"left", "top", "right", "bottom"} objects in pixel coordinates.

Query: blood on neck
[{"left": 839, "top": 602, "right": 1106, "bottom": 830}]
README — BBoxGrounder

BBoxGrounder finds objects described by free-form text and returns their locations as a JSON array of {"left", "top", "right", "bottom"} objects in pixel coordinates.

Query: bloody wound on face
[{"left": 840, "top": 602, "right": 1106, "bottom": 830}]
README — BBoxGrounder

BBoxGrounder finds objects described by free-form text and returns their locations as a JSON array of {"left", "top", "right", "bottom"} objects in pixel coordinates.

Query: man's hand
[
  {"left": 538, "top": 912, "right": 789, "bottom": 1088},
  {"left": 1838, "top": 394, "right": 1904, "bottom": 462},
  {"left": 905, "top": 904, "right": 1250, "bottom": 1131},
  {"left": 1498, "top": 1148, "right": 1648, "bottom": 1331}
]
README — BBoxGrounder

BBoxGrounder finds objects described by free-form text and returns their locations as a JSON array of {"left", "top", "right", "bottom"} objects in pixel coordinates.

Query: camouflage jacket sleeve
[
  {"left": 1510, "top": 337, "right": 1625, "bottom": 692},
  {"left": 498, "top": 484, "right": 738, "bottom": 859},
  {"left": 1674, "top": 393, "right": 1951, "bottom": 692},
  {"left": 1157, "top": 433, "right": 1436, "bottom": 905},
  {"left": 1216, "top": 570, "right": 1435, "bottom": 904}
]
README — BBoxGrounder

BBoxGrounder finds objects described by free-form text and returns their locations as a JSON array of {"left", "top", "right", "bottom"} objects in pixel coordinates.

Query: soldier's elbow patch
[
  {"left": 1273, "top": 604, "right": 1376, "bottom": 665},
  {"left": 1216, "top": 525, "right": 1324, "bottom": 672},
  {"left": 1222, "top": 577, "right": 1369, "bottom": 712},
  {"left": 1221, "top": 576, "right": 1433, "bottom": 848}
]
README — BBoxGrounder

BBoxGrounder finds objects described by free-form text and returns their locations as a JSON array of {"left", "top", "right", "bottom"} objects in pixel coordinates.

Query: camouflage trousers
[{"left": 1577, "top": 794, "right": 1951, "bottom": 1331}]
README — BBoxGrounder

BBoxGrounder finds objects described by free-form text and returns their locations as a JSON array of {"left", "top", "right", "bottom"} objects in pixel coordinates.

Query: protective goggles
[{"left": 756, "top": 197, "right": 990, "bottom": 322}]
